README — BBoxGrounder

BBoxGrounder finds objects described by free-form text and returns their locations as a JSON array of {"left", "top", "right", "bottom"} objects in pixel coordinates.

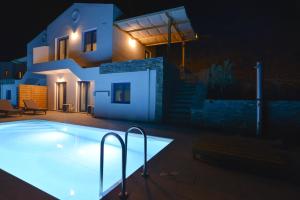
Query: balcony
[{"left": 33, "top": 46, "right": 49, "bottom": 64}]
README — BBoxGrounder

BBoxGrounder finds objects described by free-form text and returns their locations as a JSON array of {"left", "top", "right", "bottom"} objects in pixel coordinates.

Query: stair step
[
  {"left": 168, "top": 111, "right": 191, "bottom": 116},
  {"left": 167, "top": 115, "right": 191, "bottom": 120},
  {"left": 177, "top": 87, "right": 196, "bottom": 91},
  {"left": 168, "top": 109, "right": 190, "bottom": 115},
  {"left": 175, "top": 92, "right": 195, "bottom": 96},
  {"left": 171, "top": 101, "right": 192, "bottom": 105},
  {"left": 170, "top": 105, "right": 191, "bottom": 109},
  {"left": 174, "top": 97, "right": 194, "bottom": 101}
]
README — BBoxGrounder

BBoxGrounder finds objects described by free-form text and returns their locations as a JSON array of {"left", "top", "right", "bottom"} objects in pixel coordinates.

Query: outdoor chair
[
  {"left": 0, "top": 99, "right": 22, "bottom": 116},
  {"left": 23, "top": 100, "right": 47, "bottom": 115}
]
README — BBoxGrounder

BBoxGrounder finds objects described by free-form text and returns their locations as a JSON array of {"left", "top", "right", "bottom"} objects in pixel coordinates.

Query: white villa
[{"left": 2, "top": 3, "right": 195, "bottom": 121}]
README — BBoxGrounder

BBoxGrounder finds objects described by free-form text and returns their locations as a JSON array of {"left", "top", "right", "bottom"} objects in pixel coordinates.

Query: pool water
[{"left": 0, "top": 120, "right": 172, "bottom": 200}]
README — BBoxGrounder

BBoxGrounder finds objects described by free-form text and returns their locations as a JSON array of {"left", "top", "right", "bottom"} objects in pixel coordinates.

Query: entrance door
[
  {"left": 57, "top": 82, "right": 66, "bottom": 110},
  {"left": 78, "top": 81, "right": 89, "bottom": 112}
]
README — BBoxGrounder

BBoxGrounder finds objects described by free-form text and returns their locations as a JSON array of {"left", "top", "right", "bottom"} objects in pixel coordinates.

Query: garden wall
[{"left": 191, "top": 100, "right": 300, "bottom": 137}]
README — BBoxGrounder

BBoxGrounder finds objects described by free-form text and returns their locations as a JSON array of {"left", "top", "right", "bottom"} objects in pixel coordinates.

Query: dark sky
[{"left": 0, "top": 0, "right": 299, "bottom": 62}]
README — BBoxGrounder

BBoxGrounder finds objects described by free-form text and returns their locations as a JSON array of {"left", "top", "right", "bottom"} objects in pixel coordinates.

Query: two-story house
[{"left": 17, "top": 3, "right": 195, "bottom": 121}]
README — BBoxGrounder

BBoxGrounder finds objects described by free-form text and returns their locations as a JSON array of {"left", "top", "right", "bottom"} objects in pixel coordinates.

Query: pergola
[{"left": 114, "top": 6, "right": 196, "bottom": 69}]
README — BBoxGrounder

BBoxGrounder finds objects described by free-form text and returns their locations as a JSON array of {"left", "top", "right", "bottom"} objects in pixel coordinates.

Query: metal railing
[
  {"left": 125, "top": 126, "right": 148, "bottom": 177},
  {"left": 99, "top": 132, "right": 128, "bottom": 199}
]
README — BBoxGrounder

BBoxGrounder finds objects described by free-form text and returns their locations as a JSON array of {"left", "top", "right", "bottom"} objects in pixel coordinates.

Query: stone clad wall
[
  {"left": 100, "top": 57, "right": 164, "bottom": 121},
  {"left": 191, "top": 100, "right": 300, "bottom": 136}
]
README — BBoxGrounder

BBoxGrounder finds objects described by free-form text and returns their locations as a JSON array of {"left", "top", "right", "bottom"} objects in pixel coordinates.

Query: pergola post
[
  {"left": 167, "top": 16, "right": 172, "bottom": 61},
  {"left": 181, "top": 41, "right": 186, "bottom": 72}
]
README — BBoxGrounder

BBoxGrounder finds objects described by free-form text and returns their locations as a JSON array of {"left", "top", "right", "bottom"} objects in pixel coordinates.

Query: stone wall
[
  {"left": 100, "top": 57, "right": 164, "bottom": 121},
  {"left": 191, "top": 100, "right": 300, "bottom": 136}
]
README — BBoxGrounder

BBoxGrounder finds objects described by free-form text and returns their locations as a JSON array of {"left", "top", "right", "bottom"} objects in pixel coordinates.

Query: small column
[{"left": 256, "top": 62, "right": 263, "bottom": 137}]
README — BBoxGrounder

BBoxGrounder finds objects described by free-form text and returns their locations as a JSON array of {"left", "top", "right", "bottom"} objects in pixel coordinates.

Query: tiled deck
[{"left": 0, "top": 111, "right": 299, "bottom": 200}]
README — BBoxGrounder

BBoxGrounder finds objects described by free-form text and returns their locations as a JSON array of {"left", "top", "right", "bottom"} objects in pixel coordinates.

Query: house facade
[{"left": 17, "top": 3, "right": 195, "bottom": 121}]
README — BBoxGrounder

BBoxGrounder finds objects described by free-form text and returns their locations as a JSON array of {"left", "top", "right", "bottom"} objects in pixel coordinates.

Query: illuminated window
[
  {"left": 84, "top": 30, "right": 97, "bottom": 52},
  {"left": 112, "top": 83, "right": 130, "bottom": 104},
  {"left": 18, "top": 71, "right": 23, "bottom": 79},
  {"left": 57, "top": 37, "right": 69, "bottom": 60}
]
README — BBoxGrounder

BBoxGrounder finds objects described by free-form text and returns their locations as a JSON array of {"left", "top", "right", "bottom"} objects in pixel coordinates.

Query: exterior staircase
[{"left": 166, "top": 82, "right": 197, "bottom": 123}]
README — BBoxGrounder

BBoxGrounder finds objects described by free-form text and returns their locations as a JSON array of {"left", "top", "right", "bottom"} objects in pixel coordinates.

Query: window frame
[
  {"left": 145, "top": 50, "right": 151, "bottom": 59},
  {"left": 111, "top": 82, "right": 131, "bottom": 104},
  {"left": 56, "top": 36, "right": 69, "bottom": 60},
  {"left": 83, "top": 29, "right": 97, "bottom": 52}
]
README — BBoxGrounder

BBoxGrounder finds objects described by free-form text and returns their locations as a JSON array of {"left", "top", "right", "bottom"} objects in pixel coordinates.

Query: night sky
[{"left": 0, "top": 0, "right": 299, "bottom": 79}]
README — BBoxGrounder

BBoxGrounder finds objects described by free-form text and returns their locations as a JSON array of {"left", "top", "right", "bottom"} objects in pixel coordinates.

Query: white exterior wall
[
  {"left": 47, "top": 73, "right": 80, "bottom": 111},
  {"left": 27, "top": 3, "right": 122, "bottom": 69},
  {"left": 94, "top": 70, "right": 157, "bottom": 121},
  {"left": 112, "top": 27, "right": 154, "bottom": 62},
  {"left": 47, "top": 73, "right": 95, "bottom": 112},
  {"left": 47, "top": 4, "right": 116, "bottom": 67},
  {"left": 22, "top": 3, "right": 160, "bottom": 121}
]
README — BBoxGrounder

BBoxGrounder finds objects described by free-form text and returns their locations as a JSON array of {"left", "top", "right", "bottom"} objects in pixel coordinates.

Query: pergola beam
[
  {"left": 145, "top": 38, "right": 194, "bottom": 46},
  {"left": 136, "top": 32, "right": 180, "bottom": 41},
  {"left": 126, "top": 20, "right": 189, "bottom": 33}
]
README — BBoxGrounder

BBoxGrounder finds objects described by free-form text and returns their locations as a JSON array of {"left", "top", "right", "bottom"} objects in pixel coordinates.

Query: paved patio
[{"left": 0, "top": 111, "right": 299, "bottom": 200}]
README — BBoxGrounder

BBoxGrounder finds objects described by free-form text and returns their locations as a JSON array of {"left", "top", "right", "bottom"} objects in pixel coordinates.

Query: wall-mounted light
[
  {"left": 128, "top": 38, "right": 136, "bottom": 48},
  {"left": 57, "top": 75, "right": 65, "bottom": 82},
  {"left": 195, "top": 33, "right": 198, "bottom": 39},
  {"left": 70, "top": 30, "right": 79, "bottom": 41}
]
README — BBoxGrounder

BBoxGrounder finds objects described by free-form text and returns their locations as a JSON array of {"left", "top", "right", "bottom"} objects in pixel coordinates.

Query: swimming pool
[{"left": 0, "top": 120, "right": 172, "bottom": 200}]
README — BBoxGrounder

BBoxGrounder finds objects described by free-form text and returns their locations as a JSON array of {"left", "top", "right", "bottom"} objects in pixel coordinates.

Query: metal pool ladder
[
  {"left": 99, "top": 127, "right": 148, "bottom": 199},
  {"left": 125, "top": 126, "right": 148, "bottom": 177},
  {"left": 100, "top": 132, "right": 128, "bottom": 199}
]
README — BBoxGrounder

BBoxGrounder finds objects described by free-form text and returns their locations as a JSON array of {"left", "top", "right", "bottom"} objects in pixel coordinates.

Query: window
[
  {"left": 6, "top": 90, "right": 11, "bottom": 100},
  {"left": 57, "top": 37, "right": 69, "bottom": 60},
  {"left": 112, "top": 83, "right": 130, "bottom": 104},
  {"left": 18, "top": 71, "right": 23, "bottom": 79},
  {"left": 84, "top": 30, "right": 97, "bottom": 52},
  {"left": 4, "top": 70, "right": 9, "bottom": 78},
  {"left": 145, "top": 50, "right": 151, "bottom": 59}
]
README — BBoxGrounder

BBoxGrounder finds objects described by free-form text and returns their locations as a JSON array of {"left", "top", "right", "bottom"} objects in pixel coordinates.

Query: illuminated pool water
[{"left": 0, "top": 120, "right": 172, "bottom": 200}]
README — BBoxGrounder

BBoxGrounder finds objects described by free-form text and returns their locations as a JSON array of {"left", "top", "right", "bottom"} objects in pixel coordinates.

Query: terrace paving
[{"left": 0, "top": 111, "right": 299, "bottom": 200}]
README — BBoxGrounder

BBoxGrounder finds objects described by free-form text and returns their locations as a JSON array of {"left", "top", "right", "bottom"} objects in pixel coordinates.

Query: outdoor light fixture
[
  {"left": 70, "top": 30, "right": 79, "bottom": 41},
  {"left": 128, "top": 38, "right": 136, "bottom": 48}
]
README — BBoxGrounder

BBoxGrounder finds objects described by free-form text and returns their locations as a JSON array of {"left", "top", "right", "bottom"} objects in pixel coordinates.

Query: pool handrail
[
  {"left": 100, "top": 132, "right": 128, "bottom": 199},
  {"left": 125, "top": 126, "right": 148, "bottom": 177}
]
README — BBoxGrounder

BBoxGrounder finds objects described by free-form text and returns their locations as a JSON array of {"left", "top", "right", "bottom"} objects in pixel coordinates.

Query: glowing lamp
[
  {"left": 71, "top": 31, "right": 79, "bottom": 41},
  {"left": 128, "top": 38, "right": 136, "bottom": 48}
]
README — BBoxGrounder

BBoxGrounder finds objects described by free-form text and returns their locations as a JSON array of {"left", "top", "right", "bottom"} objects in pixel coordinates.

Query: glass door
[
  {"left": 57, "top": 37, "right": 69, "bottom": 60},
  {"left": 78, "top": 81, "right": 89, "bottom": 112},
  {"left": 57, "top": 82, "right": 66, "bottom": 110}
]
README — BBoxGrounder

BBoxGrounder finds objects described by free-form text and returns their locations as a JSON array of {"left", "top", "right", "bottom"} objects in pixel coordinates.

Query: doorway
[
  {"left": 57, "top": 37, "right": 69, "bottom": 60},
  {"left": 78, "top": 81, "right": 89, "bottom": 112},
  {"left": 56, "top": 82, "right": 66, "bottom": 110}
]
